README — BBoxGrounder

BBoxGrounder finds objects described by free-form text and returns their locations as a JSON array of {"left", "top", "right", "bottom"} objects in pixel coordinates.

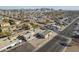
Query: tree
[
  {"left": 30, "top": 23, "right": 39, "bottom": 29},
  {"left": 0, "top": 28, "right": 2, "bottom": 32},
  {"left": 0, "top": 31, "right": 11, "bottom": 37},
  {"left": 22, "top": 24, "right": 30, "bottom": 30},
  {"left": 45, "top": 19, "right": 50, "bottom": 23},
  {"left": 9, "top": 20, "right": 15, "bottom": 25},
  {"left": 0, "top": 25, "right": 2, "bottom": 32}
]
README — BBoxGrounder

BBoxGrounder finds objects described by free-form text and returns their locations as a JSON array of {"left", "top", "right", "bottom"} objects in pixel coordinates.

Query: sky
[{"left": 0, "top": 6, "right": 79, "bottom": 10}]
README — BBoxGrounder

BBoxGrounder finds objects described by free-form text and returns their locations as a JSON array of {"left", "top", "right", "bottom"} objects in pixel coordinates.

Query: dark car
[
  {"left": 59, "top": 42, "right": 69, "bottom": 47},
  {"left": 74, "top": 22, "right": 79, "bottom": 26},
  {"left": 17, "top": 35, "right": 27, "bottom": 42},
  {"left": 34, "top": 33, "right": 44, "bottom": 39},
  {"left": 72, "top": 30, "right": 79, "bottom": 38}
]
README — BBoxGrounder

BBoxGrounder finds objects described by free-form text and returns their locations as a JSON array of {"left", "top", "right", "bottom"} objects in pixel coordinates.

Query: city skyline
[{"left": 0, "top": 6, "right": 79, "bottom": 10}]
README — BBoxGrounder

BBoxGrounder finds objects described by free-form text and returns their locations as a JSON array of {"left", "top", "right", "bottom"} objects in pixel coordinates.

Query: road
[
  {"left": 34, "top": 35, "right": 71, "bottom": 52},
  {"left": 59, "top": 16, "right": 79, "bottom": 37},
  {"left": 34, "top": 17, "right": 79, "bottom": 52}
]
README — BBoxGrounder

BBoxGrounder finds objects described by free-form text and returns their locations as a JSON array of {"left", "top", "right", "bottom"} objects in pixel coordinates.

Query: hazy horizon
[{"left": 0, "top": 6, "right": 79, "bottom": 10}]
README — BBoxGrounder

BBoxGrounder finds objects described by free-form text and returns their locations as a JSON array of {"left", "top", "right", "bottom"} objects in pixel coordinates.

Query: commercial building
[{"left": 35, "top": 30, "right": 54, "bottom": 39}]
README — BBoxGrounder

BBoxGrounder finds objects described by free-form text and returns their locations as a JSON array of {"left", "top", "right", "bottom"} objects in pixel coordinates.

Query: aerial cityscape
[{"left": 0, "top": 6, "right": 79, "bottom": 52}]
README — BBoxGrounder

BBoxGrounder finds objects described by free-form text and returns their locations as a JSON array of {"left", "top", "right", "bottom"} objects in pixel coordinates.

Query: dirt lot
[{"left": 66, "top": 41, "right": 79, "bottom": 52}]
